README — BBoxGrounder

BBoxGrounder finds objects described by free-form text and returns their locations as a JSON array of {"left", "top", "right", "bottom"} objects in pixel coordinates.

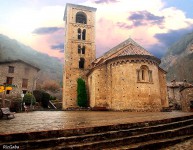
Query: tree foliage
[
  {"left": 42, "top": 92, "right": 50, "bottom": 108},
  {"left": 77, "top": 78, "right": 87, "bottom": 107},
  {"left": 41, "top": 80, "right": 60, "bottom": 92},
  {"left": 33, "top": 90, "right": 44, "bottom": 102},
  {"left": 23, "top": 92, "right": 36, "bottom": 105}
]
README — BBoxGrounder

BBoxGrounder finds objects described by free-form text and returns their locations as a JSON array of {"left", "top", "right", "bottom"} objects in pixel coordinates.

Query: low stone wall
[{"left": 181, "top": 87, "right": 193, "bottom": 112}]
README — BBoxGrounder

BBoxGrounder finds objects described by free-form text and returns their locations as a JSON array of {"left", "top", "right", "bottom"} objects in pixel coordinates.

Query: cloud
[
  {"left": 116, "top": 22, "right": 131, "bottom": 29},
  {"left": 147, "top": 26, "right": 193, "bottom": 58},
  {"left": 51, "top": 43, "right": 64, "bottom": 53},
  {"left": 155, "top": 27, "right": 193, "bottom": 48},
  {"left": 129, "top": 11, "right": 164, "bottom": 21},
  {"left": 129, "top": 11, "right": 164, "bottom": 26},
  {"left": 33, "top": 27, "right": 63, "bottom": 34},
  {"left": 116, "top": 11, "right": 164, "bottom": 30},
  {"left": 95, "top": 0, "right": 119, "bottom": 4},
  {"left": 148, "top": 44, "right": 167, "bottom": 58}
]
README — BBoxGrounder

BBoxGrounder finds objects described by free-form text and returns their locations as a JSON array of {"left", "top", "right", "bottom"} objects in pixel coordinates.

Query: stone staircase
[{"left": 1, "top": 115, "right": 193, "bottom": 150}]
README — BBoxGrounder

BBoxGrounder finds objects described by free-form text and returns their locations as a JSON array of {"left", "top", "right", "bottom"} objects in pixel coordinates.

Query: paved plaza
[{"left": 0, "top": 111, "right": 193, "bottom": 134}]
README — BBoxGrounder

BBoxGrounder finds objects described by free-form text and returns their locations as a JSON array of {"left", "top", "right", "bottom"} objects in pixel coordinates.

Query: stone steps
[
  {"left": 103, "top": 135, "right": 193, "bottom": 150},
  {"left": 1, "top": 115, "right": 193, "bottom": 142},
  {"left": 1, "top": 115, "right": 193, "bottom": 149},
  {"left": 53, "top": 124, "right": 193, "bottom": 150}
]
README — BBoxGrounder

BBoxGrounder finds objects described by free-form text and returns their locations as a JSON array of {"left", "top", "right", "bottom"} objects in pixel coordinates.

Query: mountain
[
  {"left": 161, "top": 32, "right": 193, "bottom": 83},
  {"left": 0, "top": 34, "right": 63, "bottom": 83}
]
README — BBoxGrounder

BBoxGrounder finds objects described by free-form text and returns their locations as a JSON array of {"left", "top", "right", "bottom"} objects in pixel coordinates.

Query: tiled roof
[
  {"left": 92, "top": 38, "right": 156, "bottom": 66},
  {"left": 103, "top": 38, "right": 153, "bottom": 57},
  {"left": 0, "top": 59, "right": 40, "bottom": 71},
  {"left": 117, "top": 43, "right": 153, "bottom": 57}
]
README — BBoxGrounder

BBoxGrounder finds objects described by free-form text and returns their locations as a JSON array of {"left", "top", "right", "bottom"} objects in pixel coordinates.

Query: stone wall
[
  {"left": 181, "top": 87, "right": 193, "bottom": 112},
  {"left": 0, "top": 61, "right": 39, "bottom": 98},
  {"left": 167, "top": 87, "right": 181, "bottom": 107},
  {"left": 88, "top": 57, "right": 165, "bottom": 111},
  {"left": 158, "top": 68, "right": 169, "bottom": 108},
  {"left": 88, "top": 66, "right": 108, "bottom": 108},
  {"left": 63, "top": 4, "right": 96, "bottom": 109}
]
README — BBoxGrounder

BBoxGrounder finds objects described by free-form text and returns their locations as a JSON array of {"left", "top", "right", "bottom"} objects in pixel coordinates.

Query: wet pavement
[
  {"left": 0, "top": 111, "right": 193, "bottom": 134},
  {"left": 161, "top": 138, "right": 193, "bottom": 150}
]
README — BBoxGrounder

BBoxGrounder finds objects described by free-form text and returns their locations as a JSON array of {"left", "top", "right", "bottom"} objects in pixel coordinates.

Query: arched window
[
  {"left": 79, "top": 58, "right": 85, "bottom": 69},
  {"left": 76, "top": 12, "right": 87, "bottom": 24},
  {"left": 137, "top": 65, "right": 153, "bottom": 83},
  {"left": 141, "top": 69, "right": 145, "bottom": 80},
  {"left": 78, "top": 28, "right": 81, "bottom": 40},
  {"left": 140, "top": 65, "right": 148, "bottom": 81},
  {"left": 82, "top": 46, "right": 85, "bottom": 54},
  {"left": 82, "top": 29, "right": 86, "bottom": 40},
  {"left": 78, "top": 45, "right": 81, "bottom": 54}
]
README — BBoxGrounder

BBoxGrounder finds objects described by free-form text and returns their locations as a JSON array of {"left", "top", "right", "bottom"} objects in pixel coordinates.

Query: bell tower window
[
  {"left": 78, "top": 28, "right": 81, "bottom": 40},
  {"left": 79, "top": 58, "right": 85, "bottom": 69},
  {"left": 82, "top": 46, "right": 85, "bottom": 54},
  {"left": 82, "top": 29, "right": 86, "bottom": 40},
  {"left": 78, "top": 45, "right": 81, "bottom": 54},
  {"left": 76, "top": 12, "right": 87, "bottom": 24}
]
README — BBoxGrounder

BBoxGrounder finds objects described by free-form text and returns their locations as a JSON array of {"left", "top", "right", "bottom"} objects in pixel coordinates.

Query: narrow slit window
[
  {"left": 78, "top": 45, "right": 81, "bottom": 54},
  {"left": 78, "top": 28, "right": 81, "bottom": 40},
  {"left": 82, "top": 29, "right": 86, "bottom": 40},
  {"left": 82, "top": 46, "right": 85, "bottom": 54},
  {"left": 142, "top": 70, "right": 145, "bottom": 80},
  {"left": 79, "top": 58, "right": 85, "bottom": 69}
]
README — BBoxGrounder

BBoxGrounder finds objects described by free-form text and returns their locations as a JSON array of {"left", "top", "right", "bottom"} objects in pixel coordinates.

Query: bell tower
[{"left": 63, "top": 3, "right": 97, "bottom": 109}]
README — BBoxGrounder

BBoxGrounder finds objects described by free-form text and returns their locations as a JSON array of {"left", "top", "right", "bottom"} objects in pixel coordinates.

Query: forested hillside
[
  {"left": 161, "top": 32, "right": 193, "bottom": 82},
  {"left": 0, "top": 34, "right": 63, "bottom": 83}
]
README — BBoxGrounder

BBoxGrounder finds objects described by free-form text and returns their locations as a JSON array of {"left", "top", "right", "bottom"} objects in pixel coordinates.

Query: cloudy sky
[{"left": 0, "top": 0, "right": 193, "bottom": 60}]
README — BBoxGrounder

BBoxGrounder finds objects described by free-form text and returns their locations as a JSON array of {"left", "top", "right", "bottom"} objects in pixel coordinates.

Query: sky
[{"left": 0, "top": 0, "right": 193, "bottom": 60}]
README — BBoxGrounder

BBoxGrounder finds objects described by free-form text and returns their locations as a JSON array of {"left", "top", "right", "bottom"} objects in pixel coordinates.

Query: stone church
[{"left": 63, "top": 3, "right": 168, "bottom": 111}]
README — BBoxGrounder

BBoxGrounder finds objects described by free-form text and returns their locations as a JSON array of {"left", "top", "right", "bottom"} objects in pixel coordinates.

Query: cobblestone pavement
[
  {"left": 161, "top": 138, "right": 193, "bottom": 150},
  {"left": 0, "top": 111, "right": 193, "bottom": 134},
  {"left": 1, "top": 111, "right": 193, "bottom": 149}
]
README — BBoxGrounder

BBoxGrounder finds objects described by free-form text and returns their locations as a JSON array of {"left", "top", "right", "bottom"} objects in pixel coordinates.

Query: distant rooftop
[{"left": 0, "top": 59, "right": 40, "bottom": 71}]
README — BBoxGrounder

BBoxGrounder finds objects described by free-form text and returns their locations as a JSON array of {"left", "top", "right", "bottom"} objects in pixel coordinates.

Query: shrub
[
  {"left": 42, "top": 92, "right": 50, "bottom": 108},
  {"left": 10, "top": 99, "right": 22, "bottom": 112},
  {"left": 23, "top": 93, "right": 36, "bottom": 106},
  {"left": 50, "top": 95, "right": 56, "bottom": 100},
  {"left": 77, "top": 78, "right": 87, "bottom": 107},
  {"left": 33, "top": 90, "right": 44, "bottom": 102},
  {"left": 41, "top": 80, "right": 60, "bottom": 92}
]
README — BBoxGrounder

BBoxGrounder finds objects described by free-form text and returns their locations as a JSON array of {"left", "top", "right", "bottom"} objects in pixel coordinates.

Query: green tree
[
  {"left": 42, "top": 92, "right": 50, "bottom": 108},
  {"left": 23, "top": 92, "right": 36, "bottom": 106},
  {"left": 77, "top": 78, "right": 87, "bottom": 107}
]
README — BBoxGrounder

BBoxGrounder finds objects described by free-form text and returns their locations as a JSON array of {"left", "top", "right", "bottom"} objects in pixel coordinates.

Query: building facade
[
  {"left": 167, "top": 80, "right": 193, "bottom": 111},
  {"left": 0, "top": 60, "right": 40, "bottom": 98},
  {"left": 63, "top": 3, "right": 96, "bottom": 108},
  {"left": 63, "top": 3, "right": 168, "bottom": 111},
  {"left": 87, "top": 39, "right": 168, "bottom": 111},
  {"left": 181, "top": 86, "right": 193, "bottom": 112}
]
